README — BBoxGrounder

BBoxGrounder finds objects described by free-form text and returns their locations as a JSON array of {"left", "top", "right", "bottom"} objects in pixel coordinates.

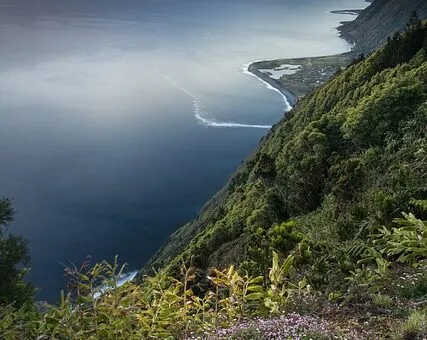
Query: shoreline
[
  {"left": 330, "top": 9, "right": 362, "bottom": 15},
  {"left": 244, "top": 62, "right": 298, "bottom": 109},
  {"left": 245, "top": 7, "right": 362, "bottom": 107}
]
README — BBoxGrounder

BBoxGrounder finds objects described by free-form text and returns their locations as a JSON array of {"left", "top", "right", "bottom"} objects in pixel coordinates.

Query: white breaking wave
[
  {"left": 117, "top": 270, "right": 139, "bottom": 286},
  {"left": 195, "top": 113, "right": 272, "bottom": 129},
  {"left": 241, "top": 61, "right": 293, "bottom": 112},
  {"left": 93, "top": 270, "right": 138, "bottom": 299},
  {"left": 162, "top": 75, "right": 272, "bottom": 129}
]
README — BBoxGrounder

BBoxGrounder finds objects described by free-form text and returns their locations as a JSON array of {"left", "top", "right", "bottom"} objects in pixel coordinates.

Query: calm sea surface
[{"left": 0, "top": 0, "right": 367, "bottom": 301}]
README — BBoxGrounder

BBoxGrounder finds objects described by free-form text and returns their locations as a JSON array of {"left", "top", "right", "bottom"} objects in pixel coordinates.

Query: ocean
[{"left": 0, "top": 0, "right": 367, "bottom": 301}]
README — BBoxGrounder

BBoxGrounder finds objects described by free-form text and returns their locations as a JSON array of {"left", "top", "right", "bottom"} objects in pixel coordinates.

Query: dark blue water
[{"left": 0, "top": 0, "right": 367, "bottom": 301}]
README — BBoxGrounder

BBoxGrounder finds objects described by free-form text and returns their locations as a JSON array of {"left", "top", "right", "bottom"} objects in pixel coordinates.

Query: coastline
[
  {"left": 244, "top": 62, "right": 297, "bottom": 109},
  {"left": 245, "top": 8, "right": 362, "bottom": 106},
  {"left": 330, "top": 9, "right": 362, "bottom": 15}
]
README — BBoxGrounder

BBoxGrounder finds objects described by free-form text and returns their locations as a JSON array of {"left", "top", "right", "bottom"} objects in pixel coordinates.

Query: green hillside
[{"left": 144, "top": 20, "right": 427, "bottom": 286}]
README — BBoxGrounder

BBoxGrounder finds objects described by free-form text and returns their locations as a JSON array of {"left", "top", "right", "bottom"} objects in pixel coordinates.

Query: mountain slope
[
  {"left": 338, "top": 0, "right": 427, "bottom": 54},
  {"left": 141, "top": 19, "right": 427, "bottom": 284}
]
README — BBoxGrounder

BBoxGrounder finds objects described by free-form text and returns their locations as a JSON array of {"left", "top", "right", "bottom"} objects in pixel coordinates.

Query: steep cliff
[{"left": 338, "top": 0, "right": 427, "bottom": 54}]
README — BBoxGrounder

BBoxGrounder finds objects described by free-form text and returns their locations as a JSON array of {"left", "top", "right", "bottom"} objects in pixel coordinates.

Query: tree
[
  {"left": 253, "top": 153, "right": 276, "bottom": 184},
  {"left": 406, "top": 10, "right": 421, "bottom": 32},
  {"left": 0, "top": 198, "right": 34, "bottom": 307}
]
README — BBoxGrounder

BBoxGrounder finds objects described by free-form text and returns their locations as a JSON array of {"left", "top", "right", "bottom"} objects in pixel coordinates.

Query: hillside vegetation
[{"left": 1, "top": 13, "right": 427, "bottom": 340}]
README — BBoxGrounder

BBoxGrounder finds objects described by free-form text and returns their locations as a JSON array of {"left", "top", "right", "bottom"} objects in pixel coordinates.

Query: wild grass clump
[
  {"left": 391, "top": 263, "right": 427, "bottom": 300},
  {"left": 398, "top": 310, "right": 427, "bottom": 340},
  {"left": 371, "top": 293, "right": 393, "bottom": 308}
]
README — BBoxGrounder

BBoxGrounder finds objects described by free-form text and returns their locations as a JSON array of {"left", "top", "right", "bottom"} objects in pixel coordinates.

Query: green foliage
[
  {"left": 397, "top": 310, "right": 427, "bottom": 340},
  {"left": 268, "top": 221, "right": 304, "bottom": 255},
  {"left": 391, "top": 265, "right": 427, "bottom": 300},
  {"left": 373, "top": 213, "right": 427, "bottom": 265},
  {"left": 375, "top": 12, "right": 425, "bottom": 72},
  {"left": 0, "top": 198, "right": 34, "bottom": 307},
  {"left": 0, "top": 304, "right": 39, "bottom": 339},
  {"left": 253, "top": 153, "right": 277, "bottom": 183},
  {"left": 371, "top": 293, "right": 393, "bottom": 308},
  {"left": 340, "top": 210, "right": 427, "bottom": 302},
  {"left": 208, "top": 264, "right": 264, "bottom": 321},
  {"left": 266, "top": 252, "right": 310, "bottom": 315},
  {"left": 0, "top": 253, "right": 306, "bottom": 339},
  {"left": 410, "top": 199, "right": 427, "bottom": 218}
]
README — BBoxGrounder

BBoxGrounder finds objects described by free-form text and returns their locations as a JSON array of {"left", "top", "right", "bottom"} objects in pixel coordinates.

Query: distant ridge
[{"left": 338, "top": 0, "right": 427, "bottom": 54}]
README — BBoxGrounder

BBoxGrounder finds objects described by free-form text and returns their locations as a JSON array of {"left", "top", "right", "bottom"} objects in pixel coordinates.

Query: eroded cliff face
[{"left": 338, "top": 0, "right": 427, "bottom": 55}]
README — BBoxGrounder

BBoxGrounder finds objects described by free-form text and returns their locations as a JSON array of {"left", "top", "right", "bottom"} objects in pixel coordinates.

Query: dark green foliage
[
  {"left": 374, "top": 14, "right": 425, "bottom": 71},
  {"left": 253, "top": 153, "right": 276, "bottom": 183},
  {"left": 0, "top": 198, "right": 34, "bottom": 307},
  {"left": 0, "top": 198, "right": 15, "bottom": 226},
  {"left": 268, "top": 221, "right": 303, "bottom": 255}
]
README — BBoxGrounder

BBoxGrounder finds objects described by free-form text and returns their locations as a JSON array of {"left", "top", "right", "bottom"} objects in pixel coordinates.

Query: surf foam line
[
  {"left": 93, "top": 270, "right": 138, "bottom": 299},
  {"left": 242, "top": 61, "right": 293, "bottom": 112},
  {"left": 162, "top": 75, "right": 272, "bottom": 129}
]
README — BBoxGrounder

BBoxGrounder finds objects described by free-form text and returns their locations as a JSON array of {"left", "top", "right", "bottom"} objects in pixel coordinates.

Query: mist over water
[{"left": 0, "top": 0, "right": 367, "bottom": 301}]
